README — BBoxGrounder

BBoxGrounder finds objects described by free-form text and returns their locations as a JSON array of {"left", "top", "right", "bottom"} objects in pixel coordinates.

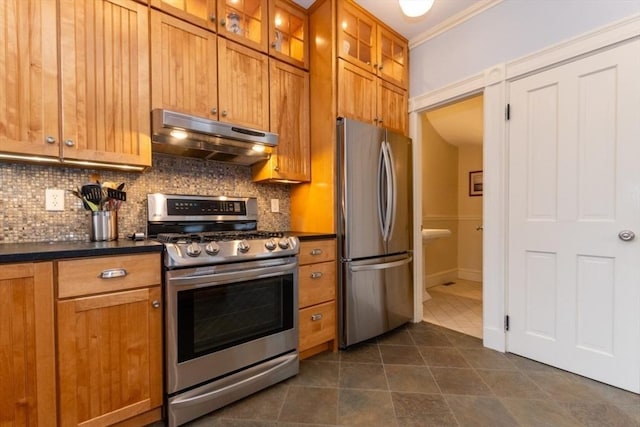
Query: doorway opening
[{"left": 420, "top": 93, "right": 484, "bottom": 338}]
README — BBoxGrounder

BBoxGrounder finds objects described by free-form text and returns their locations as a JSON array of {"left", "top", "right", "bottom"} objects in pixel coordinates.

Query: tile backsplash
[{"left": 0, "top": 155, "right": 291, "bottom": 243}]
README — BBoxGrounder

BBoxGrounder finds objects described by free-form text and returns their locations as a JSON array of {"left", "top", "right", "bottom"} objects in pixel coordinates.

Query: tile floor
[
  {"left": 423, "top": 279, "right": 483, "bottom": 338},
  {"left": 182, "top": 322, "right": 640, "bottom": 426}
]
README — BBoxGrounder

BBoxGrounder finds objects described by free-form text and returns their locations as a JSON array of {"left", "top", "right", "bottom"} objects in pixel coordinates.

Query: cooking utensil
[
  {"left": 81, "top": 183, "right": 103, "bottom": 208},
  {"left": 106, "top": 188, "right": 126, "bottom": 202}
]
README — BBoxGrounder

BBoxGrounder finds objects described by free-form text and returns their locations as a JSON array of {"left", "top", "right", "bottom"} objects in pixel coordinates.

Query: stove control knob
[
  {"left": 237, "top": 240, "right": 251, "bottom": 253},
  {"left": 205, "top": 242, "right": 220, "bottom": 255},
  {"left": 186, "top": 242, "right": 202, "bottom": 257},
  {"left": 278, "top": 237, "right": 290, "bottom": 249},
  {"left": 265, "top": 238, "right": 277, "bottom": 251}
]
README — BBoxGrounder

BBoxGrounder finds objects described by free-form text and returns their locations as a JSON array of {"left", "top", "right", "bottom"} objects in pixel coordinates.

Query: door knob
[{"left": 618, "top": 230, "right": 635, "bottom": 241}]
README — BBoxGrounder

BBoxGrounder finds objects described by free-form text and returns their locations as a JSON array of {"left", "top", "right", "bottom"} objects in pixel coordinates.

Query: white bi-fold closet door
[{"left": 507, "top": 38, "right": 640, "bottom": 393}]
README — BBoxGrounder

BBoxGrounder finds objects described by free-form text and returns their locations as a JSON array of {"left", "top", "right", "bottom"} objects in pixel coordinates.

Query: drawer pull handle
[
  {"left": 152, "top": 300, "right": 161, "bottom": 309},
  {"left": 310, "top": 248, "right": 323, "bottom": 256},
  {"left": 311, "top": 313, "right": 323, "bottom": 321},
  {"left": 99, "top": 268, "right": 128, "bottom": 279},
  {"left": 310, "top": 271, "right": 323, "bottom": 279}
]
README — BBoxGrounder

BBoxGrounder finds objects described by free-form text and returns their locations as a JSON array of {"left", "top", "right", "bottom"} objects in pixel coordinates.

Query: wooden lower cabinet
[
  {"left": 56, "top": 254, "right": 163, "bottom": 426},
  {"left": 0, "top": 262, "right": 56, "bottom": 426},
  {"left": 298, "top": 239, "right": 338, "bottom": 359}
]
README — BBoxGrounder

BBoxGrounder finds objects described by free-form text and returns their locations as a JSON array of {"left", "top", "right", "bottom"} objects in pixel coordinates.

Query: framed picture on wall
[{"left": 469, "top": 170, "right": 483, "bottom": 196}]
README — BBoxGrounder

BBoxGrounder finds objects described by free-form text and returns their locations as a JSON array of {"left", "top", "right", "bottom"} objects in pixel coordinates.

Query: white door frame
[{"left": 409, "top": 14, "right": 640, "bottom": 353}]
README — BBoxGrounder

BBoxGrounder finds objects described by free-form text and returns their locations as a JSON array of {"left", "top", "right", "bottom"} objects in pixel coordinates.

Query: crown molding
[{"left": 409, "top": 0, "right": 504, "bottom": 49}]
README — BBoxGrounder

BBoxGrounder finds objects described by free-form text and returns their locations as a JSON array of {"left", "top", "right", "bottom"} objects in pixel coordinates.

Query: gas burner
[{"left": 200, "top": 231, "right": 285, "bottom": 241}]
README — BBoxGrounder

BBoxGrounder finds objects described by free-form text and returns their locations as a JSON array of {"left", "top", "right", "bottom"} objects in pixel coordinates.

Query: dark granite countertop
[
  {"left": 0, "top": 239, "right": 163, "bottom": 264},
  {"left": 287, "top": 231, "right": 336, "bottom": 241}
]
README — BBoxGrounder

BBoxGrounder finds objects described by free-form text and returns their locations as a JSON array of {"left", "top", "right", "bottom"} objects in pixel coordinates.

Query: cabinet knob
[
  {"left": 221, "top": 110, "right": 228, "bottom": 117},
  {"left": 378, "top": 118, "right": 383, "bottom": 124},
  {"left": 271, "top": 42, "right": 277, "bottom": 48},
  {"left": 211, "top": 107, "right": 218, "bottom": 115},
  {"left": 220, "top": 18, "right": 226, "bottom": 27},
  {"left": 310, "top": 248, "right": 323, "bottom": 256},
  {"left": 311, "top": 313, "right": 323, "bottom": 321},
  {"left": 378, "top": 65, "right": 383, "bottom": 71},
  {"left": 373, "top": 117, "right": 379, "bottom": 124},
  {"left": 273, "top": 165, "right": 280, "bottom": 172},
  {"left": 45, "top": 136, "right": 56, "bottom": 144},
  {"left": 210, "top": 14, "right": 216, "bottom": 23},
  {"left": 310, "top": 271, "right": 323, "bottom": 279},
  {"left": 64, "top": 139, "right": 75, "bottom": 147},
  {"left": 152, "top": 300, "right": 161, "bottom": 309}
]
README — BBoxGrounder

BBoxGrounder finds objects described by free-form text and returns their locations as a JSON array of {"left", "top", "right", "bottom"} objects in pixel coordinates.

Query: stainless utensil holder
[{"left": 90, "top": 211, "right": 118, "bottom": 241}]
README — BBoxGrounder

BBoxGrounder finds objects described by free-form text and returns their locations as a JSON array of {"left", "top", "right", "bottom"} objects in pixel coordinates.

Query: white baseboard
[
  {"left": 424, "top": 269, "right": 458, "bottom": 289},
  {"left": 458, "top": 268, "right": 483, "bottom": 282}
]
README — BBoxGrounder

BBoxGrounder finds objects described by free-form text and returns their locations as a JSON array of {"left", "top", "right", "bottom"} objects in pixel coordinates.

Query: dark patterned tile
[
  {"left": 501, "top": 398, "right": 582, "bottom": 427},
  {"left": 526, "top": 371, "right": 608, "bottom": 402},
  {"left": 306, "top": 350, "right": 341, "bottom": 362},
  {"left": 384, "top": 365, "right": 439, "bottom": 393},
  {"left": 394, "top": 415, "right": 459, "bottom": 427},
  {"left": 278, "top": 386, "right": 338, "bottom": 425},
  {"left": 339, "top": 363, "right": 388, "bottom": 390},
  {"left": 445, "top": 395, "right": 519, "bottom": 427},
  {"left": 563, "top": 373, "right": 640, "bottom": 407},
  {"left": 430, "top": 368, "right": 492, "bottom": 396},
  {"left": 391, "top": 392, "right": 452, "bottom": 418},
  {"left": 458, "top": 348, "right": 516, "bottom": 370},
  {"left": 617, "top": 404, "right": 640, "bottom": 424},
  {"left": 379, "top": 344, "right": 425, "bottom": 365},
  {"left": 409, "top": 330, "right": 454, "bottom": 347},
  {"left": 419, "top": 347, "right": 470, "bottom": 368},
  {"left": 337, "top": 389, "right": 396, "bottom": 426},
  {"left": 218, "top": 383, "right": 289, "bottom": 420},
  {"left": 211, "top": 420, "right": 277, "bottom": 427},
  {"left": 286, "top": 360, "right": 339, "bottom": 387},
  {"left": 505, "top": 353, "right": 564, "bottom": 374},
  {"left": 376, "top": 328, "right": 415, "bottom": 346},
  {"left": 340, "top": 344, "right": 381, "bottom": 364},
  {"left": 560, "top": 401, "right": 639, "bottom": 427},
  {"left": 475, "top": 370, "right": 546, "bottom": 399},
  {"left": 443, "top": 330, "right": 484, "bottom": 348}
]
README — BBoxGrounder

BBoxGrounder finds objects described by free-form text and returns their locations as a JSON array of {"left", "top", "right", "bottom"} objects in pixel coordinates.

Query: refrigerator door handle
[
  {"left": 380, "top": 141, "right": 394, "bottom": 241},
  {"left": 377, "top": 142, "right": 387, "bottom": 239},
  {"left": 384, "top": 141, "right": 397, "bottom": 242},
  {"left": 349, "top": 256, "right": 413, "bottom": 272}
]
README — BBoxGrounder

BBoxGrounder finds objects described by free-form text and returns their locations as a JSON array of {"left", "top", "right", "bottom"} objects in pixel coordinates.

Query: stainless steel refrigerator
[{"left": 337, "top": 117, "right": 414, "bottom": 348}]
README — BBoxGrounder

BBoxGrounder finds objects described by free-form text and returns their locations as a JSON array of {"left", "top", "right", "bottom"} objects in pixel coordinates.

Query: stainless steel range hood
[{"left": 151, "top": 109, "right": 278, "bottom": 165}]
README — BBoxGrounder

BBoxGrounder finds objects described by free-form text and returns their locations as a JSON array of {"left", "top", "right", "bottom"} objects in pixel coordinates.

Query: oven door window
[{"left": 176, "top": 273, "right": 294, "bottom": 362}]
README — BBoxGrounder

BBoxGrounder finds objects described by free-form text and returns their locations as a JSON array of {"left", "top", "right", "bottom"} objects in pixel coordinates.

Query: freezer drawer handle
[
  {"left": 310, "top": 313, "right": 323, "bottom": 321},
  {"left": 310, "top": 271, "right": 323, "bottom": 279},
  {"left": 310, "top": 248, "right": 323, "bottom": 256},
  {"left": 349, "top": 256, "right": 413, "bottom": 272},
  {"left": 98, "top": 268, "right": 128, "bottom": 279}
]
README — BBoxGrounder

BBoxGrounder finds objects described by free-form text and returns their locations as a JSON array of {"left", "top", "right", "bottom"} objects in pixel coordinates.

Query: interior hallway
[{"left": 423, "top": 279, "right": 483, "bottom": 339}]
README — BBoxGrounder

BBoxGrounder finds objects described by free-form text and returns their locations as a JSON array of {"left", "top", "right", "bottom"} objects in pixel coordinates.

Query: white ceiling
[
  {"left": 291, "top": 0, "right": 480, "bottom": 41},
  {"left": 425, "top": 94, "right": 483, "bottom": 146}
]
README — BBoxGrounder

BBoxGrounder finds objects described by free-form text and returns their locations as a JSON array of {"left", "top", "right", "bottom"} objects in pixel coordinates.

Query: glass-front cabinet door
[
  {"left": 216, "top": 0, "right": 268, "bottom": 52},
  {"left": 150, "top": 0, "right": 217, "bottom": 31},
  {"left": 378, "top": 26, "right": 408, "bottom": 89},
  {"left": 269, "top": 0, "right": 308, "bottom": 69},
  {"left": 337, "top": 0, "right": 376, "bottom": 75}
]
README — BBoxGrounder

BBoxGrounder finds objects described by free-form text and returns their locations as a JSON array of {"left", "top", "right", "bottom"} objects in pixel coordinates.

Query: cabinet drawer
[
  {"left": 299, "top": 301, "right": 335, "bottom": 352},
  {"left": 298, "top": 239, "right": 336, "bottom": 265},
  {"left": 299, "top": 261, "right": 336, "bottom": 308},
  {"left": 57, "top": 253, "right": 161, "bottom": 298}
]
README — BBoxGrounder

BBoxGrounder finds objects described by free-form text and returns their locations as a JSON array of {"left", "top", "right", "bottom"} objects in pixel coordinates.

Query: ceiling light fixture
[{"left": 399, "top": 0, "right": 434, "bottom": 18}]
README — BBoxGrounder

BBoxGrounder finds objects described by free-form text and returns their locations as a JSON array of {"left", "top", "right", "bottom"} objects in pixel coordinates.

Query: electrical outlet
[
  {"left": 45, "top": 189, "right": 65, "bottom": 211},
  {"left": 270, "top": 199, "right": 280, "bottom": 213}
]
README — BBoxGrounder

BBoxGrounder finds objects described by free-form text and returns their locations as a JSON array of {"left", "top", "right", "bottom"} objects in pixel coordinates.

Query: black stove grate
[{"left": 156, "top": 230, "right": 284, "bottom": 244}]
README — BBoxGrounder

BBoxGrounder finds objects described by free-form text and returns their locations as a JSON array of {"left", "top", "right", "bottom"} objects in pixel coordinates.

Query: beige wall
[
  {"left": 458, "top": 145, "right": 483, "bottom": 280},
  {"left": 422, "top": 114, "right": 458, "bottom": 285}
]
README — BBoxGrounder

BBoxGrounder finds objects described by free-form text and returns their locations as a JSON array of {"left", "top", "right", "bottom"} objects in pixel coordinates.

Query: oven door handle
[{"left": 170, "top": 262, "right": 297, "bottom": 287}]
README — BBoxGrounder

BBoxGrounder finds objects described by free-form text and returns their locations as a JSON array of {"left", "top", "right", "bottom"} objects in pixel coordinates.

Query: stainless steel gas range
[{"left": 147, "top": 193, "right": 300, "bottom": 427}]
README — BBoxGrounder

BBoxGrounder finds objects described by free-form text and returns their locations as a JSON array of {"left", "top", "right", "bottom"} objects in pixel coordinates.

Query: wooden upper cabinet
[
  {"left": 0, "top": 262, "right": 56, "bottom": 425},
  {"left": 337, "top": 0, "right": 407, "bottom": 89},
  {"left": 337, "top": 0, "right": 377, "bottom": 75},
  {"left": 378, "top": 26, "right": 408, "bottom": 89},
  {"left": 337, "top": 59, "right": 376, "bottom": 125},
  {"left": 217, "top": 38, "right": 270, "bottom": 130},
  {"left": 269, "top": 0, "right": 309, "bottom": 69},
  {"left": 253, "top": 59, "right": 310, "bottom": 182},
  {"left": 151, "top": 10, "right": 219, "bottom": 119},
  {"left": 58, "top": 0, "right": 151, "bottom": 168},
  {"left": 216, "top": 0, "right": 268, "bottom": 52},
  {"left": 378, "top": 79, "right": 408, "bottom": 135},
  {"left": 0, "top": 0, "right": 60, "bottom": 159},
  {"left": 150, "top": 0, "right": 217, "bottom": 31}
]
